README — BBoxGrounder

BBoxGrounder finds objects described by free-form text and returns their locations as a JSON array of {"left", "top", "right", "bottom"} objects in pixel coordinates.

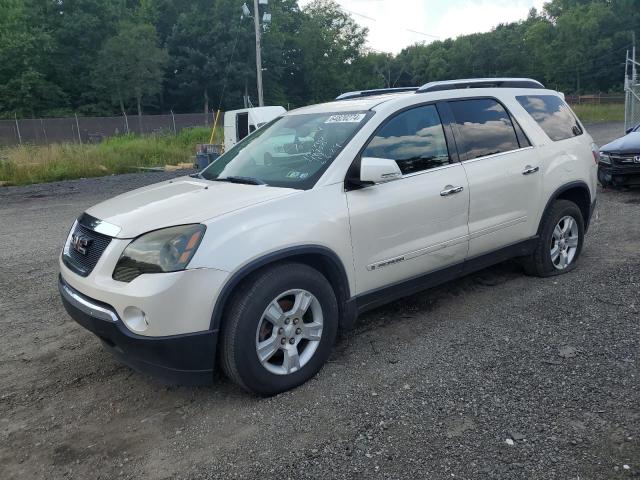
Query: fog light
[{"left": 123, "top": 306, "right": 148, "bottom": 332}]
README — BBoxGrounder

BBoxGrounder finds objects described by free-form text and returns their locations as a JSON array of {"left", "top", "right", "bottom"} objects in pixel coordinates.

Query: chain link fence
[
  {"left": 625, "top": 77, "right": 640, "bottom": 132},
  {"left": 564, "top": 93, "right": 625, "bottom": 105},
  {"left": 624, "top": 50, "right": 640, "bottom": 132},
  {"left": 0, "top": 112, "right": 215, "bottom": 147}
]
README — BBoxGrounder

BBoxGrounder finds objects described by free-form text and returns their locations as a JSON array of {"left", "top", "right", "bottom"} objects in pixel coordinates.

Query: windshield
[{"left": 201, "top": 111, "right": 371, "bottom": 189}]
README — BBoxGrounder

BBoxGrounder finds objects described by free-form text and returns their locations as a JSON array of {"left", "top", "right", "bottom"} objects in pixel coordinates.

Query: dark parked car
[{"left": 598, "top": 123, "right": 640, "bottom": 187}]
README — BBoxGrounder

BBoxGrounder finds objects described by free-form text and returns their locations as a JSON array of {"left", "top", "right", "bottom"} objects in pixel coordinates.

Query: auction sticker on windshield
[{"left": 325, "top": 113, "right": 366, "bottom": 123}]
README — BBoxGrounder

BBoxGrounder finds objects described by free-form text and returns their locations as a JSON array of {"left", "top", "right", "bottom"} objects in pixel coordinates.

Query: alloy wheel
[
  {"left": 255, "top": 289, "right": 323, "bottom": 375},
  {"left": 550, "top": 215, "right": 579, "bottom": 270}
]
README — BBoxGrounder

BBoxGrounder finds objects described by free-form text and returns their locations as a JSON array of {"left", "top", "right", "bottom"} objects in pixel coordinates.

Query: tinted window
[
  {"left": 516, "top": 95, "right": 583, "bottom": 141},
  {"left": 362, "top": 105, "right": 450, "bottom": 175},
  {"left": 449, "top": 98, "right": 521, "bottom": 160}
]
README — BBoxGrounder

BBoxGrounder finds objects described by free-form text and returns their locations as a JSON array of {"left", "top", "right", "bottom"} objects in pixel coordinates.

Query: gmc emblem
[{"left": 71, "top": 233, "right": 92, "bottom": 255}]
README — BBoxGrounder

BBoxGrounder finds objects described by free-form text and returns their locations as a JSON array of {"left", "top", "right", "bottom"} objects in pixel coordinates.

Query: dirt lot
[{"left": 1, "top": 123, "right": 638, "bottom": 479}]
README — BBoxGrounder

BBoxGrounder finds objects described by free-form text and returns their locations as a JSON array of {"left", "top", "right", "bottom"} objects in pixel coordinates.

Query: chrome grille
[
  {"left": 63, "top": 222, "right": 112, "bottom": 277},
  {"left": 611, "top": 153, "right": 640, "bottom": 166}
]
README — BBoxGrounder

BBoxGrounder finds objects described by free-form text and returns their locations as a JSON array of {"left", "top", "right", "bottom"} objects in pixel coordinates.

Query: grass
[
  {"left": 0, "top": 126, "right": 219, "bottom": 186},
  {"left": 0, "top": 104, "right": 625, "bottom": 187},
  {"left": 571, "top": 103, "right": 625, "bottom": 124}
]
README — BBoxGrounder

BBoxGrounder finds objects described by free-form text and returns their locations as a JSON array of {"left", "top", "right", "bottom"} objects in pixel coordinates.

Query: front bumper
[
  {"left": 598, "top": 163, "right": 640, "bottom": 186},
  {"left": 59, "top": 276, "right": 217, "bottom": 385}
]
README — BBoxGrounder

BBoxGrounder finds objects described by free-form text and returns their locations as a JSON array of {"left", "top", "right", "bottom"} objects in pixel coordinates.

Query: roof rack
[
  {"left": 416, "top": 78, "right": 544, "bottom": 93},
  {"left": 335, "top": 87, "right": 418, "bottom": 101}
]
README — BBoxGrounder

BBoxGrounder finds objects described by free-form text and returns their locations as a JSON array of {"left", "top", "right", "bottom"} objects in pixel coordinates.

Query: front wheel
[
  {"left": 523, "top": 199, "right": 585, "bottom": 277},
  {"left": 220, "top": 262, "right": 338, "bottom": 395}
]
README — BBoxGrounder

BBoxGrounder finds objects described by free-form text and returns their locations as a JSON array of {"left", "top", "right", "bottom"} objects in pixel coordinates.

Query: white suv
[{"left": 59, "top": 78, "right": 598, "bottom": 395}]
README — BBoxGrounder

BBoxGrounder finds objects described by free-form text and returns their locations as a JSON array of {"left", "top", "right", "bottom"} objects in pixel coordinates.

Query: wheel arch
[
  {"left": 209, "top": 245, "right": 355, "bottom": 333},
  {"left": 538, "top": 181, "right": 593, "bottom": 234}
]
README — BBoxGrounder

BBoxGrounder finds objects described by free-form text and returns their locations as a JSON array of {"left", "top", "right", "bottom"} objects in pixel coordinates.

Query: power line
[
  {"left": 330, "top": 2, "right": 441, "bottom": 44},
  {"left": 339, "top": 7, "right": 376, "bottom": 22},
  {"left": 405, "top": 29, "right": 440, "bottom": 39}
]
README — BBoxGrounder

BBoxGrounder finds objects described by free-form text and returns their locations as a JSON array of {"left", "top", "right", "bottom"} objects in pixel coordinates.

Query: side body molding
[{"left": 209, "top": 245, "right": 355, "bottom": 332}]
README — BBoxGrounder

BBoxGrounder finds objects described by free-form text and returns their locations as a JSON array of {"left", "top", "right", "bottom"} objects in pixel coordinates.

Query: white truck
[{"left": 223, "top": 106, "right": 286, "bottom": 152}]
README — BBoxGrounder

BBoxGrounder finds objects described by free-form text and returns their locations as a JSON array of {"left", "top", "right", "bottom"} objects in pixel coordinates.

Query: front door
[{"left": 346, "top": 104, "right": 470, "bottom": 295}]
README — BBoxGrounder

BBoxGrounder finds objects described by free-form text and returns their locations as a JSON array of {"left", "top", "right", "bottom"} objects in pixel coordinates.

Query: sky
[{"left": 297, "top": 0, "right": 548, "bottom": 54}]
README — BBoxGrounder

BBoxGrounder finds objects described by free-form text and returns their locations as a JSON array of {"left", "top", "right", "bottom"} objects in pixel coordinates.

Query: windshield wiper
[
  {"left": 189, "top": 173, "right": 202, "bottom": 179},
  {"left": 213, "top": 176, "right": 265, "bottom": 185}
]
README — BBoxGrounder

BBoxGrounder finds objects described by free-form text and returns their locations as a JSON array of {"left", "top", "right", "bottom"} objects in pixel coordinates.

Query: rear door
[
  {"left": 447, "top": 98, "right": 542, "bottom": 258},
  {"left": 346, "top": 103, "right": 470, "bottom": 295}
]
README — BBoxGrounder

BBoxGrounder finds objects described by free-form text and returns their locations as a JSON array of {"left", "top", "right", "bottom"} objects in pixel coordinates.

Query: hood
[
  {"left": 601, "top": 132, "right": 640, "bottom": 155},
  {"left": 86, "top": 177, "right": 299, "bottom": 238}
]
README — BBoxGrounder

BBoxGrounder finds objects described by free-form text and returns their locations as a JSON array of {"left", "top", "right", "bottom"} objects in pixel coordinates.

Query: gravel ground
[
  {"left": 587, "top": 122, "right": 628, "bottom": 147},
  {"left": 0, "top": 122, "right": 638, "bottom": 479}
]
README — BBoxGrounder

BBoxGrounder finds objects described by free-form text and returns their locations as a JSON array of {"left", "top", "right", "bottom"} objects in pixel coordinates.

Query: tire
[
  {"left": 220, "top": 262, "right": 338, "bottom": 395},
  {"left": 523, "top": 199, "right": 585, "bottom": 277}
]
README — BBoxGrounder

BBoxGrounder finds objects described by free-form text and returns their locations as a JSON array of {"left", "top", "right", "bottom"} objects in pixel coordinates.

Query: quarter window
[
  {"left": 362, "top": 105, "right": 450, "bottom": 175},
  {"left": 516, "top": 95, "right": 583, "bottom": 141},
  {"left": 448, "top": 98, "right": 521, "bottom": 160}
]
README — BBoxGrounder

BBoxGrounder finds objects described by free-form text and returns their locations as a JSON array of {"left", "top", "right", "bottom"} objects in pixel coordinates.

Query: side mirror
[{"left": 359, "top": 157, "right": 402, "bottom": 184}]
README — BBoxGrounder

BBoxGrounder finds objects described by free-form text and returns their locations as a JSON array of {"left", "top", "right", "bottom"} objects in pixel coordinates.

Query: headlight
[
  {"left": 113, "top": 224, "right": 206, "bottom": 282},
  {"left": 599, "top": 152, "right": 611, "bottom": 164}
]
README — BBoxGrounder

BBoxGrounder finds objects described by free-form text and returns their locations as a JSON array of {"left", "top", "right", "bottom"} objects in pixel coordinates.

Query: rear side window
[
  {"left": 362, "top": 104, "right": 450, "bottom": 175},
  {"left": 448, "top": 99, "right": 521, "bottom": 160},
  {"left": 516, "top": 95, "right": 583, "bottom": 141}
]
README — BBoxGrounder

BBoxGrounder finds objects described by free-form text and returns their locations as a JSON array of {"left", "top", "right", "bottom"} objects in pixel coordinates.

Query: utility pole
[
  {"left": 253, "top": 0, "right": 264, "bottom": 107},
  {"left": 633, "top": 32, "right": 637, "bottom": 130},
  {"left": 625, "top": 49, "right": 629, "bottom": 129},
  {"left": 633, "top": 31, "right": 637, "bottom": 84}
]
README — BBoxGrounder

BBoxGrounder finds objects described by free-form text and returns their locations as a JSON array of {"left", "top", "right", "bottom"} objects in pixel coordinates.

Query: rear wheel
[
  {"left": 523, "top": 199, "right": 585, "bottom": 277},
  {"left": 220, "top": 262, "right": 338, "bottom": 395}
]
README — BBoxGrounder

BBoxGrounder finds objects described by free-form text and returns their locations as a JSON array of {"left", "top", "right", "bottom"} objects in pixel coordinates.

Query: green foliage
[
  {"left": 392, "top": 0, "right": 638, "bottom": 94},
  {"left": 93, "top": 21, "right": 168, "bottom": 115},
  {"left": 162, "top": 0, "right": 254, "bottom": 114},
  {"left": 0, "top": 127, "right": 213, "bottom": 186},
  {"left": 296, "top": 0, "right": 368, "bottom": 102},
  {"left": 0, "top": 0, "right": 637, "bottom": 119},
  {"left": 0, "top": 0, "right": 67, "bottom": 116},
  {"left": 26, "top": 0, "right": 125, "bottom": 115}
]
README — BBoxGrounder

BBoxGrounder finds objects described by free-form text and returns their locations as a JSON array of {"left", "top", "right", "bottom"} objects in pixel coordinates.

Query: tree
[
  {"left": 260, "top": 0, "right": 306, "bottom": 107},
  {"left": 0, "top": 0, "right": 66, "bottom": 117},
  {"left": 1, "top": 0, "right": 639, "bottom": 118},
  {"left": 163, "top": 0, "right": 255, "bottom": 115},
  {"left": 93, "top": 21, "right": 168, "bottom": 117},
  {"left": 23, "top": 0, "right": 125, "bottom": 114},
  {"left": 297, "top": 0, "right": 368, "bottom": 102}
]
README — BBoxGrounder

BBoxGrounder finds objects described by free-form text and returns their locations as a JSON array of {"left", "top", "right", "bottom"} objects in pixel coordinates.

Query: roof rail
[
  {"left": 416, "top": 78, "right": 544, "bottom": 93},
  {"left": 335, "top": 87, "right": 418, "bottom": 100}
]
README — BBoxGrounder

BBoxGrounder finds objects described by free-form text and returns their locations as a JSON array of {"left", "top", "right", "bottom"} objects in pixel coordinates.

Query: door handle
[
  {"left": 440, "top": 185, "right": 464, "bottom": 196},
  {"left": 522, "top": 165, "right": 540, "bottom": 175}
]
